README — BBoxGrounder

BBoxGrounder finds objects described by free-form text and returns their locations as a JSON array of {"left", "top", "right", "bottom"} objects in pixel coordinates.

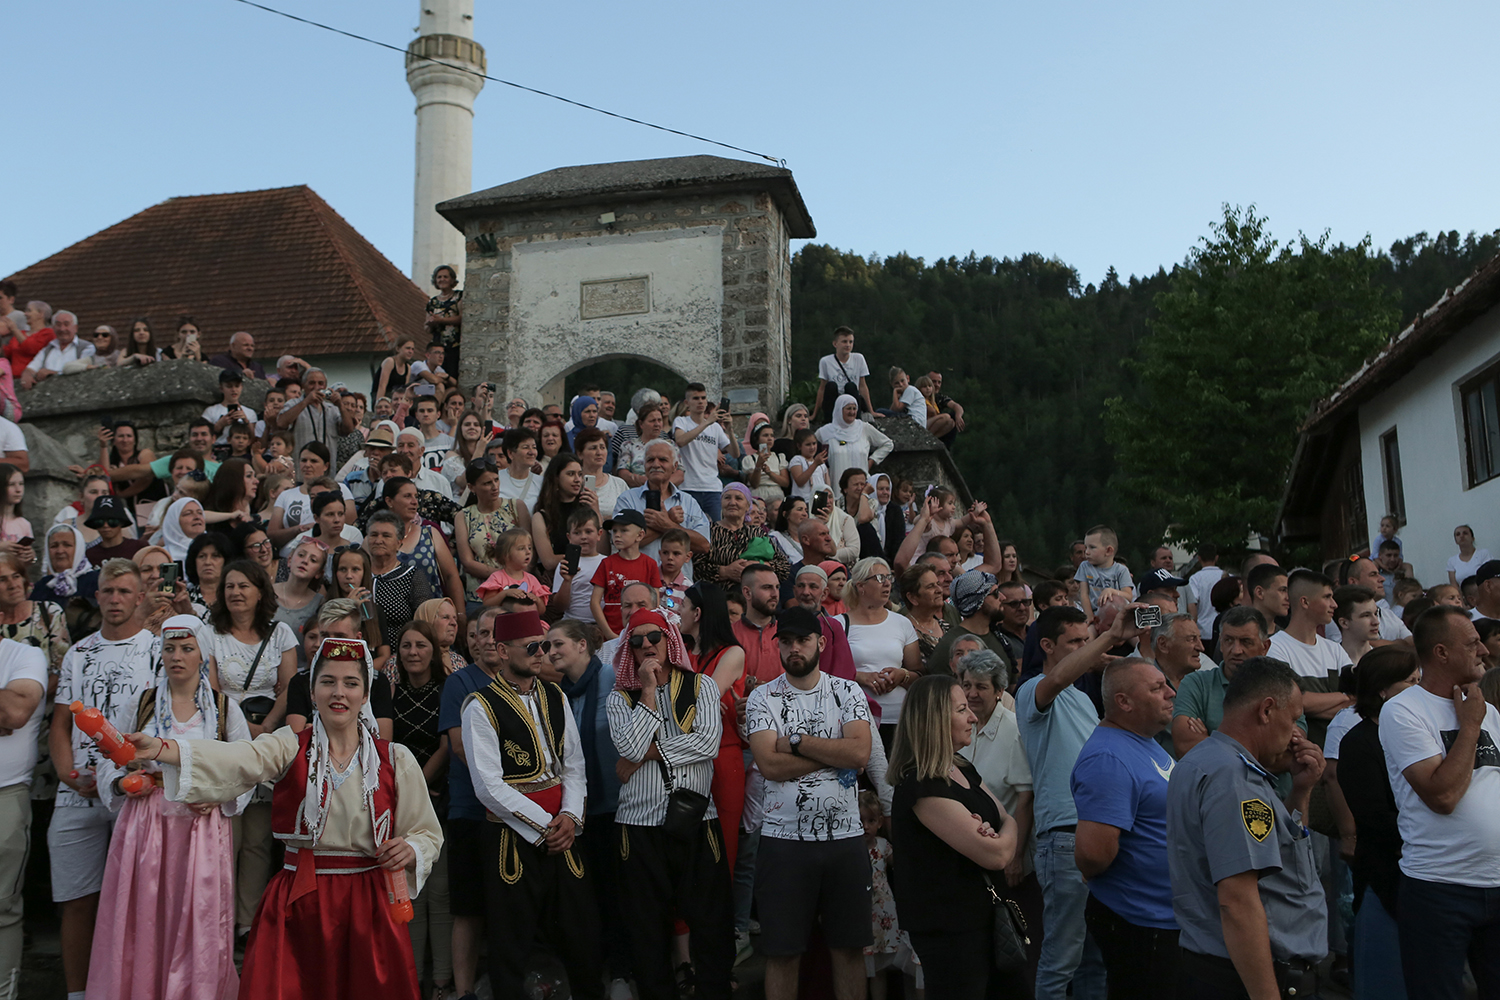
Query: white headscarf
[
  {"left": 41, "top": 524, "right": 90, "bottom": 596},
  {"left": 296, "top": 637, "right": 381, "bottom": 847},
  {"left": 161, "top": 497, "right": 205, "bottom": 561},
  {"left": 870, "top": 473, "right": 893, "bottom": 547},
  {"left": 152, "top": 615, "right": 220, "bottom": 738},
  {"left": 816, "top": 393, "right": 865, "bottom": 449}
]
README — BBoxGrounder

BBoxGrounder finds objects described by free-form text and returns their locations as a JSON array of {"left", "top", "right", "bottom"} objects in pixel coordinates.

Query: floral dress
[
  {"left": 459, "top": 502, "right": 520, "bottom": 603},
  {"left": 867, "top": 836, "right": 901, "bottom": 958},
  {"left": 426, "top": 290, "right": 463, "bottom": 349}
]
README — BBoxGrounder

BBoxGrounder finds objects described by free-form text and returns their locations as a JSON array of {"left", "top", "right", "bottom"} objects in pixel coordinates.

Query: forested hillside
[{"left": 789, "top": 220, "right": 1499, "bottom": 569}]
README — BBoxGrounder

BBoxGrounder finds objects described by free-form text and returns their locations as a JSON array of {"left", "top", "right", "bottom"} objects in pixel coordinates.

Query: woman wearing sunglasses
[{"left": 607, "top": 610, "right": 733, "bottom": 1000}]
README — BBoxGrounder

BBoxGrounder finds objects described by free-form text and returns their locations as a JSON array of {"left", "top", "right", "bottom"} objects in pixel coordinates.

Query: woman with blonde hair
[
  {"left": 414, "top": 597, "right": 465, "bottom": 674},
  {"left": 839, "top": 556, "right": 923, "bottom": 747},
  {"left": 888, "top": 673, "right": 1020, "bottom": 999}
]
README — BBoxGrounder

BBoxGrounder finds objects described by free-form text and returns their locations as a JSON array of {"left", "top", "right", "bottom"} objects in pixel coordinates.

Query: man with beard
[{"left": 746, "top": 606, "right": 873, "bottom": 1000}]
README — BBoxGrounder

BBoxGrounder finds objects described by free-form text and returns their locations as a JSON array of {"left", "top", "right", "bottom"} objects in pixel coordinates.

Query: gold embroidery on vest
[{"left": 502, "top": 740, "right": 532, "bottom": 769}]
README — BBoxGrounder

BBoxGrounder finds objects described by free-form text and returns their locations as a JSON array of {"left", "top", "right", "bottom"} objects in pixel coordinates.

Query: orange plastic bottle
[
  {"left": 383, "top": 867, "right": 414, "bottom": 923},
  {"left": 70, "top": 702, "right": 135, "bottom": 768},
  {"left": 120, "top": 772, "right": 154, "bottom": 796}
]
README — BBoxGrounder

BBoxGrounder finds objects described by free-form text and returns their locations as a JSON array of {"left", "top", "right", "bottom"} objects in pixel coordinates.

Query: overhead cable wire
[{"left": 226, "top": 0, "right": 786, "bottom": 166}]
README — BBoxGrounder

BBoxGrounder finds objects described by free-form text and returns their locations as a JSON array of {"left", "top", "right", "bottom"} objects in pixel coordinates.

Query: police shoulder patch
[{"left": 1241, "top": 798, "right": 1274, "bottom": 842}]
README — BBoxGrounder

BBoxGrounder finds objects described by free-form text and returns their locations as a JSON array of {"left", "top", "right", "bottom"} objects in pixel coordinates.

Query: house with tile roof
[
  {"left": 1277, "top": 251, "right": 1500, "bottom": 584},
  {"left": 2, "top": 185, "right": 426, "bottom": 396}
]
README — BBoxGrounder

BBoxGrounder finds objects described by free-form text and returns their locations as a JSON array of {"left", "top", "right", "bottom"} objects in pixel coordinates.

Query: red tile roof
[{"left": 3, "top": 186, "right": 426, "bottom": 360}]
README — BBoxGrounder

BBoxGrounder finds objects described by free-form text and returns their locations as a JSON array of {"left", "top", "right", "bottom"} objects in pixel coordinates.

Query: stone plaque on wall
[{"left": 580, "top": 276, "right": 650, "bottom": 319}]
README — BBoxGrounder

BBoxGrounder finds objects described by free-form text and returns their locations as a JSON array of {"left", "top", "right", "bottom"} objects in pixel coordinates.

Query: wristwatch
[{"left": 789, "top": 733, "right": 804, "bottom": 757}]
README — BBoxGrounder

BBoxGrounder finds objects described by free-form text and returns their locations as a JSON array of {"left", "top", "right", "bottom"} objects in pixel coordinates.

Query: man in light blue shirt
[
  {"left": 1017, "top": 603, "right": 1150, "bottom": 1000},
  {"left": 611, "top": 439, "right": 710, "bottom": 562}
]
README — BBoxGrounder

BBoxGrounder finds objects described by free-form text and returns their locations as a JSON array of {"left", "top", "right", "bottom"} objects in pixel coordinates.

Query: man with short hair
[
  {"left": 1070, "top": 539, "right": 1088, "bottom": 570},
  {"left": 1151, "top": 613, "right": 1205, "bottom": 692},
  {"left": 409, "top": 341, "right": 454, "bottom": 397},
  {"left": 1380, "top": 605, "right": 1500, "bottom": 999},
  {"left": 412, "top": 396, "right": 454, "bottom": 471},
  {"left": 276, "top": 367, "right": 343, "bottom": 458},
  {"left": 612, "top": 440, "right": 710, "bottom": 560},
  {"left": 734, "top": 564, "right": 783, "bottom": 685},
  {"left": 1018, "top": 604, "right": 1150, "bottom": 1000},
  {"left": 1326, "top": 556, "right": 1413, "bottom": 642},
  {"left": 1072, "top": 657, "right": 1181, "bottom": 997},
  {"left": 597, "top": 581, "right": 658, "bottom": 669},
  {"left": 1466, "top": 560, "right": 1500, "bottom": 621},
  {"left": 393, "top": 428, "right": 455, "bottom": 500},
  {"left": 203, "top": 368, "right": 259, "bottom": 445},
  {"left": 1375, "top": 540, "right": 1407, "bottom": 603},
  {"left": 746, "top": 606, "right": 873, "bottom": 1000},
  {"left": 797, "top": 518, "right": 838, "bottom": 566},
  {"left": 1172, "top": 606, "right": 1291, "bottom": 759},
  {"left": 269, "top": 354, "right": 309, "bottom": 386},
  {"left": 1268, "top": 570, "right": 1354, "bottom": 746},
  {"left": 208, "top": 330, "right": 266, "bottom": 380},
  {"left": 1186, "top": 544, "right": 1224, "bottom": 638},
  {"left": 994, "top": 579, "right": 1031, "bottom": 670},
  {"left": 673, "top": 382, "right": 735, "bottom": 520},
  {"left": 1246, "top": 563, "right": 1289, "bottom": 637},
  {"left": 1167, "top": 657, "right": 1327, "bottom": 999},
  {"left": 23, "top": 309, "right": 92, "bottom": 387},
  {"left": 49, "top": 560, "right": 158, "bottom": 997},
  {"left": 439, "top": 605, "right": 501, "bottom": 1000},
  {"left": 463, "top": 609, "right": 600, "bottom": 1000}
]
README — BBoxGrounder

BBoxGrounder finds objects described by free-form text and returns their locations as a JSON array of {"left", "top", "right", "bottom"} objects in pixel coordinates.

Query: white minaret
[{"left": 407, "top": 0, "right": 485, "bottom": 292}]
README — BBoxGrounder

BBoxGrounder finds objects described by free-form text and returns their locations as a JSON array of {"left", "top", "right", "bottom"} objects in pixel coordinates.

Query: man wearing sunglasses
[{"left": 461, "top": 609, "right": 600, "bottom": 1000}]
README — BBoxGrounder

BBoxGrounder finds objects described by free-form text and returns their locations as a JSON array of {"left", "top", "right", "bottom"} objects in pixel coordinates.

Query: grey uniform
[{"left": 1166, "top": 731, "right": 1326, "bottom": 963}]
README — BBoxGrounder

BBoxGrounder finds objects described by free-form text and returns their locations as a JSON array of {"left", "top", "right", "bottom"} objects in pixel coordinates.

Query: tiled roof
[
  {"left": 3, "top": 186, "right": 426, "bottom": 361},
  {"left": 1303, "top": 250, "right": 1500, "bottom": 432}
]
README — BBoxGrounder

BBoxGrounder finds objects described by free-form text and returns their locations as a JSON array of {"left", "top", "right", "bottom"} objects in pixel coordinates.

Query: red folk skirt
[{"left": 239, "top": 849, "right": 419, "bottom": 1000}]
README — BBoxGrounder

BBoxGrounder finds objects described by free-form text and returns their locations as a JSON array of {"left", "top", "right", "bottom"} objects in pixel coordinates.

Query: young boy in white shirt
[{"left": 813, "top": 326, "right": 874, "bottom": 420}]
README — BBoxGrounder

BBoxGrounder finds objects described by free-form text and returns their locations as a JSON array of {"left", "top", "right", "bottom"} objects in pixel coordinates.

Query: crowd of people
[{"left": 0, "top": 281, "right": 1496, "bottom": 1000}]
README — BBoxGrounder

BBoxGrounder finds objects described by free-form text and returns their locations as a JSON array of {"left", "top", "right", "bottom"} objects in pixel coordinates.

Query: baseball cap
[
  {"left": 1474, "top": 560, "right": 1500, "bottom": 586},
  {"left": 1138, "top": 567, "right": 1188, "bottom": 598},
  {"left": 775, "top": 606, "right": 822, "bottom": 638},
  {"left": 603, "top": 510, "right": 647, "bottom": 531}
]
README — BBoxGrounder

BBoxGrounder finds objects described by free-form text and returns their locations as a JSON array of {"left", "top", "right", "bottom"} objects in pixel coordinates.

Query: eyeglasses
[
  {"left": 868, "top": 573, "right": 894, "bottom": 585},
  {"left": 524, "top": 640, "right": 553, "bottom": 656},
  {"left": 92, "top": 331, "right": 112, "bottom": 339},
  {"left": 246, "top": 539, "right": 273, "bottom": 552},
  {"left": 1000, "top": 599, "right": 1030, "bottom": 609},
  {"left": 629, "top": 630, "right": 664, "bottom": 648}
]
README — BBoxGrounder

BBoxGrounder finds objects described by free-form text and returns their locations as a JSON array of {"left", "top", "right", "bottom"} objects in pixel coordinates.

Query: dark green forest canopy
[{"left": 788, "top": 216, "right": 1499, "bottom": 570}]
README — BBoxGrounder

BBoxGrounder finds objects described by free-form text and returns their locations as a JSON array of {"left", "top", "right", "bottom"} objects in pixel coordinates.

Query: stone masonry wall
[{"left": 458, "top": 189, "right": 792, "bottom": 416}]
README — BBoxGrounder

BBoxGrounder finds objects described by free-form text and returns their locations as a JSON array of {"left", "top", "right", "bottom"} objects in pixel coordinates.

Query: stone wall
[
  {"left": 21, "top": 360, "right": 268, "bottom": 467},
  {"left": 457, "top": 189, "right": 793, "bottom": 416},
  {"left": 873, "top": 416, "right": 974, "bottom": 508}
]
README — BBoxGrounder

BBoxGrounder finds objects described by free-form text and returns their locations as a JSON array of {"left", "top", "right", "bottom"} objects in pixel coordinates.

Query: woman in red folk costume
[{"left": 126, "top": 637, "right": 443, "bottom": 1000}]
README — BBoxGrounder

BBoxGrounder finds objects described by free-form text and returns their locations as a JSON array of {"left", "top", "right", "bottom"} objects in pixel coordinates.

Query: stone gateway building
[{"left": 437, "top": 155, "right": 815, "bottom": 415}]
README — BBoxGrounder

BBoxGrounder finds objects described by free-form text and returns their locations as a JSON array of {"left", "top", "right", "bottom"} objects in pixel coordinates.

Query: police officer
[{"left": 1166, "top": 656, "right": 1327, "bottom": 999}]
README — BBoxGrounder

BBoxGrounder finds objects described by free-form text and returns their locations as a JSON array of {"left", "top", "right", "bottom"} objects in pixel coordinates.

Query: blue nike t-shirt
[{"left": 1070, "top": 724, "right": 1177, "bottom": 929}]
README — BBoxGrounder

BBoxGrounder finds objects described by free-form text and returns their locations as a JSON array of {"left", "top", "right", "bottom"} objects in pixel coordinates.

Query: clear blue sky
[{"left": 8, "top": 0, "right": 1498, "bottom": 288}]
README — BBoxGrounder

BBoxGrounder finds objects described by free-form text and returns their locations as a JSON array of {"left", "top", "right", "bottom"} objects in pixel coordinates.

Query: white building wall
[{"left": 1358, "top": 306, "right": 1500, "bottom": 586}]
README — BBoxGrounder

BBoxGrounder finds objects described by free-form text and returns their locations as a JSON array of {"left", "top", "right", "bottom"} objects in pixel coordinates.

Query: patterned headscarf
[
  {"left": 41, "top": 524, "right": 90, "bottom": 597},
  {"left": 151, "top": 615, "right": 219, "bottom": 739},
  {"left": 612, "top": 609, "right": 692, "bottom": 692},
  {"left": 298, "top": 637, "right": 381, "bottom": 846}
]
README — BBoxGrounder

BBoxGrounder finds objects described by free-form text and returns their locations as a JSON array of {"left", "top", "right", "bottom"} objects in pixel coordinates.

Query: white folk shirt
[{"left": 461, "top": 685, "right": 585, "bottom": 843}]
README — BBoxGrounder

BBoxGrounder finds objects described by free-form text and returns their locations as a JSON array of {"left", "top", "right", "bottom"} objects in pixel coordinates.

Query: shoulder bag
[
  {"left": 236, "top": 632, "right": 277, "bottom": 725},
  {"left": 982, "top": 872, "right": 1031, "bottom": 971}
]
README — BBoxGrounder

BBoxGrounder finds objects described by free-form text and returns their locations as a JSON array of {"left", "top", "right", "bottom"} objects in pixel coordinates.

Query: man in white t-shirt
[
  {"left": 812, "top": 326, "right": 874, "bottom": 420},
  {"left": 1267, "top": 569, "right": 1354, "bottom": 748},
  {"left": 22, "top": 309, "right": 93, "bottom": 388},
  {"left": 745, "top": 606, "right": 872, "bottom": 1000},
  {"left": 1324, "top": 556, "right": 1413, "bottom": 643},
  {"left": 1379, "top": 605, "right": 1500, "bottom": 997},
  {"left": 408, "top": 342, "right": 453, "bottom": 397},
  {"left": 672, "top": 382, "right": 733, "bottom": 520},
  {"left": 49, "top": 560, "right": 159, "bottom": 996},
  {"left": 1466, "top": 560, "right": 1500, "bottom": 621},
  {"left": 0, "top": 415, "right": 27, "bottom": 472},
  {"left": 0, "top": 637, "right": 46, "bottom": 990},
  {"left": 1185, "top": 545, "right": 1225, "bottom": 638},
  {"left": 412, "top": 396, "right": 454, "bottom": 472}
]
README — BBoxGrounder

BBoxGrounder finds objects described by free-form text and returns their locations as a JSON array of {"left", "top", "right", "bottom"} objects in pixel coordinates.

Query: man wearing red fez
[{"left": 460, "top": 609, "right": 601, "bottom": 999}]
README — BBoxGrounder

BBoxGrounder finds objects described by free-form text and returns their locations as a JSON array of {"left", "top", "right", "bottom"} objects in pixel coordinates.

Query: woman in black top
[
  {"left": 889, "top": 674, "right": 1025, "bottom": 1000},
  {"left": 391, "top": 619, "right": 454, "bottom": 997},
  {"left": 1336, "top": 645, "right": 1420, "bottom": 1000}
]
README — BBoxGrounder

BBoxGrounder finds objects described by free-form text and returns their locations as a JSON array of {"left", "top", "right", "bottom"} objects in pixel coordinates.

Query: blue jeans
[
  {"left": 689, "top": 489, "right": 721, "bottom": 521},
  {"left": 1034, "top": 828, "right": 1107, "bottom": 1000},
  {"left": 1354, "top": 886, "right": 1406, "bottom": 1000}
]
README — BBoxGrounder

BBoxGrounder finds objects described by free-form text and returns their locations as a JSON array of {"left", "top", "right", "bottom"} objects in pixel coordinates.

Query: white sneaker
[
  {"left": 608, "top": 978, "right": 634, "bottom": 1000},
  {"left": 748, "top": 919, "right": 761, "bottom": 935},
  {"left": 735, "top": 931, "right": 755, "bottom": 967}
]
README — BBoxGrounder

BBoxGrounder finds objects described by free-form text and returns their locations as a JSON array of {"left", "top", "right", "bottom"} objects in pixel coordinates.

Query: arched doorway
[{"left": 560, "top": 357, "right": 686, "bottom": 420}]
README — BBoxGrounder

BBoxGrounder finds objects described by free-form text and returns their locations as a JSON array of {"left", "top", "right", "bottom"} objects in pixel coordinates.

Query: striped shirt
[{"left": 607, "top": 672, "right": 722, "bottom": 826}]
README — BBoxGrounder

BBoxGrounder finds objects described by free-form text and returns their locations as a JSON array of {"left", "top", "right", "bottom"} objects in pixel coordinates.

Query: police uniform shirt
[{"left": 1166, "top": 730, "right": 1326, "bottom": 963}]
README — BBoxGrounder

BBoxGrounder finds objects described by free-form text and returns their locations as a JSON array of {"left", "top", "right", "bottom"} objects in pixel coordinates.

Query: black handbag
[
  {"left": 983, "top": 873, "right": 1031, "bottom": 971},
  {"left": 657, "top": 756, "right": 710, "bottom": 841},
  {"left": 236, "top": 633, "right": 276, "bottom": 725}
]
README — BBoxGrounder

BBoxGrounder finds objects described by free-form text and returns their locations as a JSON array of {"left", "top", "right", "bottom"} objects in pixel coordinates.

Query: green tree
[{"left": 1103, "top": 205, "right": 1399, "bottom": 550}]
